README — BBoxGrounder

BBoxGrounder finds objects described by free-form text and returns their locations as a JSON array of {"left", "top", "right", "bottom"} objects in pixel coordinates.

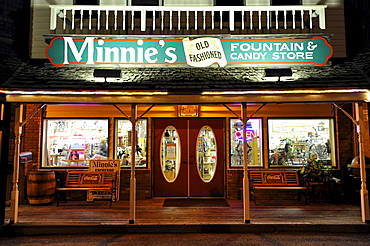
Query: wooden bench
[
  {"left": 249, "top": 170, "right": 308, "bottom": 205},
  {"left": 56, "top": 171, "right": 116, "bottom": 206}
]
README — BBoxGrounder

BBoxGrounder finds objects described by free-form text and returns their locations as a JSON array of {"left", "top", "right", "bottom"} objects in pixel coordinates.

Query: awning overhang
[{"left": 1, "top": 88, "right": 369, "bottom": 104}]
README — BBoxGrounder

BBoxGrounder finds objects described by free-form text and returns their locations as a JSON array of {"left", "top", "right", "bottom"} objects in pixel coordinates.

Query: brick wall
[
  {"left": 5, "top": 104, "right": 16, "bottom": 202},
  {"left": 23, "top": 104, "right": 43, "bottom": 173},
  {"left": 5, "top": 103, "right": 41, "bottom": 203},
  {"left": 336, "top": 103, "right": 355, "bottom": 169},
  {"left": 120, "top": 169, "right": 152, "bottom": 200},
  {"left": 227, "top": 169, "right": 243, "bottom": 200}
]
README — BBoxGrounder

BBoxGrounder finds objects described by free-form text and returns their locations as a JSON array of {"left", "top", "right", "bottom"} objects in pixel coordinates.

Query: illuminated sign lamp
[
  {"left": 93, "top": 69, "right": 121, "bottom": 83},
  {"left": 264, "top": 68, "right": 293, "bottom": 83}
]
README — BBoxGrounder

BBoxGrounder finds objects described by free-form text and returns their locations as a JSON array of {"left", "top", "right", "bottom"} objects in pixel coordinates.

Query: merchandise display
[
  {"left": 268, "top": 119, "right": 335, "bottom": 166},
  {"left": 116, "top": 119, "right": 147, "bottom": 167},
  {"left": 230, "top": 119, "right": 262, "bottom": 167},
  {"left": 43, "top": 119, "right": 109, "bottom": 167},
  {"left": 196, "top": 126, "right": 217, "bottom": 182},
  {"left": 160, "top": 126, "right": 180, "bottom": 182}
]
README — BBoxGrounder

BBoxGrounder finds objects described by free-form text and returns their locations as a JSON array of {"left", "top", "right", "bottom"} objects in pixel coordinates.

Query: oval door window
[
  {"left": 160, "top": 126, "right": 181, "bottom": 183},
  {"left": 196, "top": 126, "right": 217, "bottom": 183}
]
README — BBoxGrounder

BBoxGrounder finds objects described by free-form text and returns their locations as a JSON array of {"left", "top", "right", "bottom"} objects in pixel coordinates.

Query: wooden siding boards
[
  {"left": 325, "top": 6, "right": 346, "bottom": 57},
  {"left": 31, "top": 4, "right": 50, "bottom": 59},
  {"left": 30, "top": 1, "right": 348, "bottom": 59}
]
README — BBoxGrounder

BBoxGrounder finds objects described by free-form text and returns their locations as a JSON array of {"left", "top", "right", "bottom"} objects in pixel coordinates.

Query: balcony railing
[{"left": 50, "top": 5, "right": 327, "bottom": 34}]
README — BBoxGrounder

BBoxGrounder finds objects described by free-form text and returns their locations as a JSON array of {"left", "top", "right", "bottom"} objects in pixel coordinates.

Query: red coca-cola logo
[
  {"left": 82, "top": 174, "right": 101, "bottom": 183},
  {"left": 265, "top": 173, "right": 283, "bottom": 183},
  {"left": 266, "top": 174, "right": 282, "bottom": 180}
]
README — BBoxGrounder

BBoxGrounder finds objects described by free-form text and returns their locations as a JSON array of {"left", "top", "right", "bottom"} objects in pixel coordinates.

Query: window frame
[
  {"left": 73, "top": 0, "right": 100, "bottom": 5},
  {"left": 114, "top": 118, "right": 148, "bottom": 168},
  {"left": 41, "top": 118, "right": 110, "bottom": 169},
  {"left": 229, "top": 118, "right": 263, "bottom": 168},
  {"left": 267, "top": 117, "right": 336, "bottom": 168},
  {"left": 131, "top": 0, "right": 160, "bottom": 6},
  {"left": 270, "top": 0, "right": 302, "bottom": 5}
]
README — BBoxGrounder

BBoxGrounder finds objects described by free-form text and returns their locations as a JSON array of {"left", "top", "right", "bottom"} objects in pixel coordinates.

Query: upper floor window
[
  {"left": 132, "top": 0, "right": 159, "bottom": 5},
  {"left": 271, "top": 0, "right": 302, "bottom": 5},
  {"left": 74, "top": 0, "right": 99, "bottom": 5},
  {"left": 214, "top": 0, "right": 244, "bottom": 22},
  {"left": 271, "top": 0, "right": 302, "bottom": 22},
  {"left": 73, "top": 0, "right": 99, "bottom": 17},
  {"left": 214, "top": 0, "right": 244, "bottom": 6}
]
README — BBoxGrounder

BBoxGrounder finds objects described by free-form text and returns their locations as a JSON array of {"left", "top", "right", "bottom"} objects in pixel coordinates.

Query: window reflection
[
  {"left": 160, "top": 126, "right": 181, "bottom": 182},
  {"left": 230, "top": 119, "right": 262, "bottom": 167},
  {"left": 43, "top": 119, "right": 108, "bottom": 167},
  {"left": 197, "top": 126, "right": 217, "bottom": 182},
  {"left": 116, "top": 119, "right": 147, "bottom": 167},
  {"left": 268, "top": 119, "right": 334, "bottom": 166}
]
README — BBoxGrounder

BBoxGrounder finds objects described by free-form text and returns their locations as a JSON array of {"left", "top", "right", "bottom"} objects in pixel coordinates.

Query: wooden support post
[
  {"left": 355, "top": 102, "right": 370, "bottom": 223},
  {"left": 129, "top": 104, "right": 137, "bottom": 224},
  {"left": 10, "top": 104, "right": 23, "bottom": 224},
  {"left": 0, "top": 103, "right": 11, "bottom": 224},
  {"left": 241, "top": 102, "right": 251, "bottom": 223}
]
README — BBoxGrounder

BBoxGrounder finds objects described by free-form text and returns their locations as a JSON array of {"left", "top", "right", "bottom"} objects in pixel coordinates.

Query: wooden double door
[{"left": 153, "top": 118, "right": 225, "bottom": 198}]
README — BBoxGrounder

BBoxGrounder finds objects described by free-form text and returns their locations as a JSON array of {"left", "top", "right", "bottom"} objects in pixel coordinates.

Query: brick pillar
[
  {"left": 227, "top": 169, "right": 243, "bottom": 200},
  {"left": 22, "top": 104, "right": 44, "bottom": 173},
  {"left": 120, "top": 169, "right": 152, "bottom": 200},
  {"left": 336, "top": 103, "right": 356, "bottom": 167}
]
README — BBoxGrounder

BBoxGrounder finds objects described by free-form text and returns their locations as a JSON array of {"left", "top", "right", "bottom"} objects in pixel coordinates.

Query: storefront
[
  {"left": 37, "top": 102, "right": 342, "bottom": 201},
  {"left": 3, "top": 67, "right": 370, "bottom": 224},
  {"left": 2, "top": 2, "right": 370, "bottom": 223}
]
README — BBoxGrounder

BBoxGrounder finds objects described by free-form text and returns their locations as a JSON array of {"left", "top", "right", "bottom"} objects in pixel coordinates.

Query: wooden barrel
[{"left": 27, "top": 171, "right": 56, "bottom": 205}]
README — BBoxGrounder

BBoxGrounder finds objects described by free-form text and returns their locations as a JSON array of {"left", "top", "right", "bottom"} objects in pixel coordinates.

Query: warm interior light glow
[
  {"left": 202, "top": 89, "right": 370, "bottom": 95},
  {"left": 0, "top": 90, "right": 168, "bottom": 96}
]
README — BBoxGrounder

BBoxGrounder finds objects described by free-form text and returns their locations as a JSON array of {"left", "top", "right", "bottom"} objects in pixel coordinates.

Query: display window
[
  {"left": 230, "top": 118, "right": 263, "bottom": 167},
  {"left": 268, "top": 118, "right": 335, "bottom": 167},
  {"left": 42, "top": 119, "right": 109, "bottom": 168},
  {"left": 116, "top": 119, "right": 147, "bottom": 168}
]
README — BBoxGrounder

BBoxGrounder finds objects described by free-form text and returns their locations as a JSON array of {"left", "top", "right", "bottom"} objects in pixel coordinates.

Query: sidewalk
[{"left": 1, "top": 199, "right": 369, "bottom": 235}]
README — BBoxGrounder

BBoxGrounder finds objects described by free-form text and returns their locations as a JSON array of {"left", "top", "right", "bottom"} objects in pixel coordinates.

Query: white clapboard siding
[{"left": 30, "top": 0, "right": 346, "bottom": 59}]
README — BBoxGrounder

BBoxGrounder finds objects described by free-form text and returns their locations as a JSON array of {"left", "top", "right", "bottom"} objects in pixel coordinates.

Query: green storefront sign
[{"left": 46, "top": 36, "right": 333, "bottom": 67}]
